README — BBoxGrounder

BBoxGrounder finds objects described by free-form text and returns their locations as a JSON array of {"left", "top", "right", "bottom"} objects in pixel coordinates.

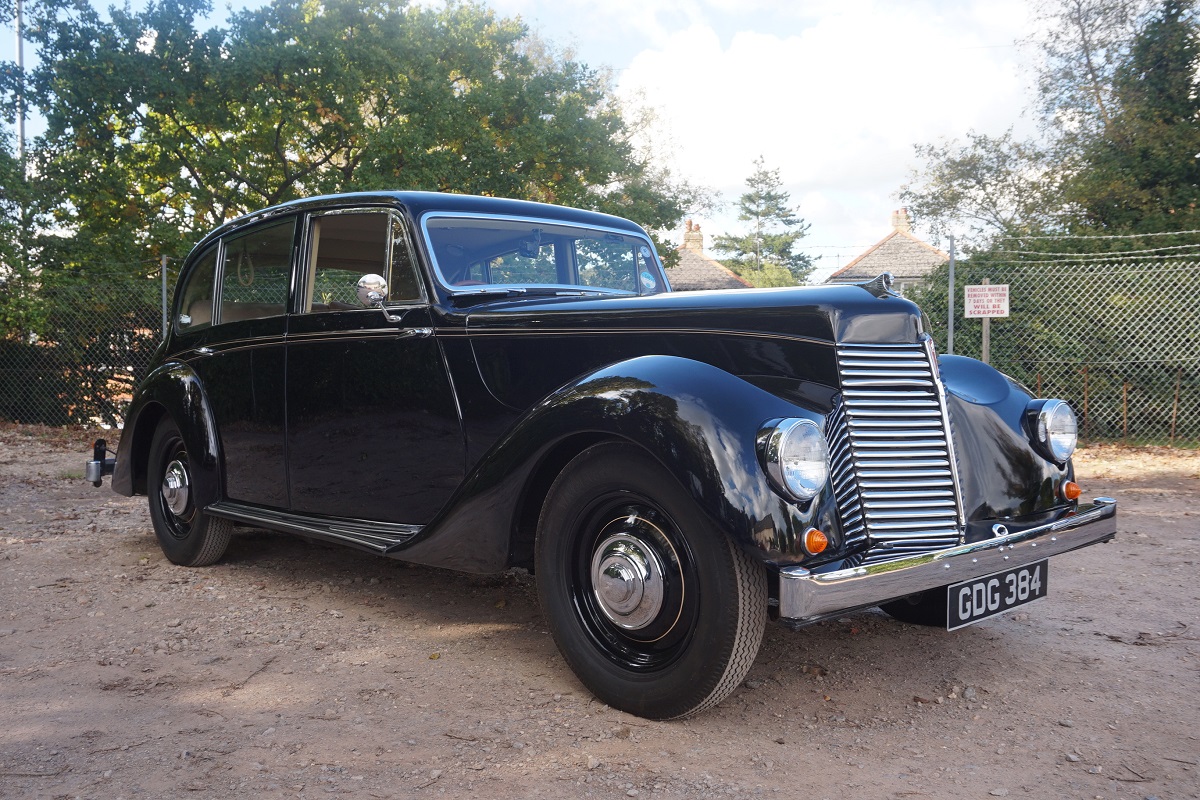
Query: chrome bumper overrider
[{"left": 778, "top": 498, "right": 1117, "bottom": 625}]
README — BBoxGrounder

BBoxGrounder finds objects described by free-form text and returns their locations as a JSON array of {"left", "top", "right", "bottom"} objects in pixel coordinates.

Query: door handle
[{"left": 401, "top": 327, "right": 433, "bottom": 339}]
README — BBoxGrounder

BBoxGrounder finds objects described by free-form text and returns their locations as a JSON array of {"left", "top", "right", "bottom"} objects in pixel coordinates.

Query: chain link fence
[
  {"left": 2, "top": 256, "right": 1198, "bottom": 445},
  {"left": 0, "top": 265, "right": 177, "bottom": 428},
  {"left": 911, "top": 256, "right": 1200, "bottom": 446}
]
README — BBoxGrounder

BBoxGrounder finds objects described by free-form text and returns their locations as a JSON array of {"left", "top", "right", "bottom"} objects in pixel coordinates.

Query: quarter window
[
  {"left": 218, "top": 219, "right": 295, "bottom": 324},
  {"left": 176, "top": 245, "right": 218, "bottom": 332}
]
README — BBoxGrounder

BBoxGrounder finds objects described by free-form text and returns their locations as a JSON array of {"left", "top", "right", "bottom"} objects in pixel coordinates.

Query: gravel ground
[{"left": 1, "top": 424, "right": 1198, "bottom": 800}]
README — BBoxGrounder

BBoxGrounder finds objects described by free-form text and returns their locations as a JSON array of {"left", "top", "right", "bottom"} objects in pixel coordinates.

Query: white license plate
[{"left": 946, "top": 560, "right": 1048, "bottom": 631}]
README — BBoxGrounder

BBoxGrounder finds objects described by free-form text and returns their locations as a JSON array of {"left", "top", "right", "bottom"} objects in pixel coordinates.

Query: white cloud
[{"left": 611, "top": 0, "right": 1035, "bottom": 261}]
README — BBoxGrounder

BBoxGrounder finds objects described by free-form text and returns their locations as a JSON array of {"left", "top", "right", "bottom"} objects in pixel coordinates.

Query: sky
[{"left": 1, "top": 0, "right": 1044, "bottom": 280}]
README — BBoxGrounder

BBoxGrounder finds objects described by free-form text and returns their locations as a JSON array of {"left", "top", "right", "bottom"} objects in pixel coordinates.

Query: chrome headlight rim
[
  {"left": 760, "top": 417, "right": 830, "bottom": 502},
  {"left": 1029, "top": 399, "right": 1078, "bottom": 464}
]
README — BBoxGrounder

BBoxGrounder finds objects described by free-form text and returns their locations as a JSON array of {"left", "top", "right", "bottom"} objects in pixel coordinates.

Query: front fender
[
  {"left": 938, "top": 354, "right": 1073, "bottom": 529},
  {"left": 113, "top": 361, "right": 222, "bottom": 511},
  {"left": 395, "top": 355, "right": 839, "bottom": 573}
]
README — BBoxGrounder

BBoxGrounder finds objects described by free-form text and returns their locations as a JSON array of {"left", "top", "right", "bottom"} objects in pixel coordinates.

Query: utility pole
[
  {"left": 161, "top": 254, "right": 169, "bottom": 340},
  {"left": 947, "top": 234, "right": 956, "bottom": 355},
  {"left": 15, "top": 0, "right": 28, "bottom": 272},
  {"left": 15, "top": 0, "right": 25, "bottom": 169}
]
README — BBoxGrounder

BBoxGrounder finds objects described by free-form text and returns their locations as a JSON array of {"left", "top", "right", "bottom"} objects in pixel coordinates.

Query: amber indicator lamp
[{"left": 804, "top": 528, "right": 829, "bottom": 555}]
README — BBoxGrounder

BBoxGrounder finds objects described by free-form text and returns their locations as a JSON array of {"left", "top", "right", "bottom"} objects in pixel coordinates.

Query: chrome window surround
[
  {"left": 418, "top": 211, "right": 663, "bottom": 294},
  {"left": 299, "top": 207, "right": 428, "bottom": 313}
]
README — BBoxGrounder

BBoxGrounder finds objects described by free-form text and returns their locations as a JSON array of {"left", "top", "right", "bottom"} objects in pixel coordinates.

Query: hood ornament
[{"left": 859, "top": 272, "right": 895, "bottom": 298}]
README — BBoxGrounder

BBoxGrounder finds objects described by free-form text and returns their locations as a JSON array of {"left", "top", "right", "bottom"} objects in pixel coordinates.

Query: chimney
[
  {"left": 682, "top": 219, "right": 704, "bottom": 252},
  {"left": 891, "top": 208, "right": 911, "bottom": 233}
]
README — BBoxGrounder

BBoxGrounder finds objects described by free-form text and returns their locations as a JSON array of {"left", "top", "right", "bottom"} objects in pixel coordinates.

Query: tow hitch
[{"left": 85, "top": 438, "right": 116, "bottom": 487}]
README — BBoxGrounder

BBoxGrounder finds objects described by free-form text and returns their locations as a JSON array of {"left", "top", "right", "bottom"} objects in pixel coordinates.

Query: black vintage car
[{"left": 87, "top": 192, "right": 1117, "bottom": 719}]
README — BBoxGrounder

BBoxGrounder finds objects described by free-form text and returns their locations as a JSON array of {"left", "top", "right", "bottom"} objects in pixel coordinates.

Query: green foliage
[
  {"left": 1029, "top": 0, "right": 1147, "bottom": 145},
  {"left": 736, "top": 262, "right": 795, "bottom": 288},
  {"left": 1, "top": 0, "right": 698, "bottom": 423},
  {"left": 26, "top": 0, "right": 690, "bottom": 256},
  {"left": 1066, "top": 0, "right": 1200, "bottom": 231},
  {"left": 904, "top": 0, "right": 1199, "bottom": 246},
  {"left": 898, "top": 131, "right": 1065, "bottom": 249},
  {"left": 711, "top": 157, "right": 811, "bottom": 284}
]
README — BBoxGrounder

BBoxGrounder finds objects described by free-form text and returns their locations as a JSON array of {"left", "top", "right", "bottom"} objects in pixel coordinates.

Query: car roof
[{"left": 193, "top": 191, "right": 649, "bottom": 254}]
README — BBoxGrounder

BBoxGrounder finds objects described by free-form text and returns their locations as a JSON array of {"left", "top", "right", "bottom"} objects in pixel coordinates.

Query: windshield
[{"left": 421, "top": 214, "right": 664, "bottom": 295}]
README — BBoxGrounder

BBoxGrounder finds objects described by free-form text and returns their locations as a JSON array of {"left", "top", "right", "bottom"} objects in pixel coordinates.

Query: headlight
[
  {"left": 1029, "top": 399, "right": 1078, "bottom": 463},
  {"left": 760, "top": 418, "right": 830, "bottom": 502}
]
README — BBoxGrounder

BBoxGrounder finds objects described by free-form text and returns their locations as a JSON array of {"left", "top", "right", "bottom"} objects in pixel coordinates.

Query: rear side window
[
  {"left": 176, "top": 246, "right": 218, "bottom": 332},
  {"left": 218, "top": 219, "right": 295, "bottom": 324}
]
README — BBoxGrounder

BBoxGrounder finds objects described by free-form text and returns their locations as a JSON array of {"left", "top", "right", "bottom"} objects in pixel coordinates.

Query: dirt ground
[{"left": 1, "top": 425, "right": 1197, "bottom": 800}]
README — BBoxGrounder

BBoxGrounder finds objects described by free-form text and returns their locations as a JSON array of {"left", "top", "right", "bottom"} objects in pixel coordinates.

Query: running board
[{"left": 206, "top": 501, "right": 422, "bottom": 554}]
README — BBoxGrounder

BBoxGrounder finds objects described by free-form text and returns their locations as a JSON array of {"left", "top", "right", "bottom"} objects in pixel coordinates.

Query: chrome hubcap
[
  {"left": 590, "top": 532, "right": 666, "bottom": 630},
  {"left": 161, "top": 459, "right": 190, "bottom": 516}
]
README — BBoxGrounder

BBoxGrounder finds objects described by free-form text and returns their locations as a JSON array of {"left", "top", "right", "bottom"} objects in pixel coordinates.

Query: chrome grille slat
[{"left": 825, "top": 340, "right": 965, "bottom": 565}]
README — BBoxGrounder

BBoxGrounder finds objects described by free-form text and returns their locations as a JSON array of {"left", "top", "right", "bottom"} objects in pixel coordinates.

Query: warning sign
[{"left": 964, "top": 284, "right": 1010, "bottom": 318}]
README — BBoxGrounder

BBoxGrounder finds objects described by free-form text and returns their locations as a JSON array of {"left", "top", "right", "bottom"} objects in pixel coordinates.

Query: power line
[
  {"left": 996, "top": 229, "right": 1200, "bottom": 241},
  {"left": 982, "top": 251, "right": 1200, "bottom": 266},
  {"left": 989, "top": 242, "right": 1200, "bottom": 258}
]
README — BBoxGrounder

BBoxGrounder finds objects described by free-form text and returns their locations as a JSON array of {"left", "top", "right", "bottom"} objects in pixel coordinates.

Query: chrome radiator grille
[{"left": 828, "top": 339, "right": 963, "bottom": 565}]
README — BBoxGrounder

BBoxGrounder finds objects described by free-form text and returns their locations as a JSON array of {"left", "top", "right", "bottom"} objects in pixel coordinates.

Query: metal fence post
[
  {"left": 161, "top": 254, "right": 168, "bottom": 340},
  {"left": 946, "top": 234, "right": 955, "bottom": 355}
]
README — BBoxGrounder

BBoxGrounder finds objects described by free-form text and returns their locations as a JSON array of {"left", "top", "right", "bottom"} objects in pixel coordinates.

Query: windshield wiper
[
  {"left": 447, "top": 287, "right": 528, "bottom": 297},
  {"left": 448, "top": 286, "right": 621, "bottom": 299}
]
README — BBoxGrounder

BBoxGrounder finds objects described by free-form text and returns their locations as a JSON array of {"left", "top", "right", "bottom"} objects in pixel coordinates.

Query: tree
[
  {"left": 1028, "top": 0, "right": 1149, "bottom": 144},
  {"left": 711, "top": 158, "right": 812, "bottom": 284},
  {"left": 902, "top": 0, "right": 1199, "bottom": 245},
  {"left": 898, "top": 131, "right": 1065, "bottom": 248},
  {"left": 24, "top": 0, "right": 694, "bottom": 269},
  {"left": 1065, "top": 0, "right": 1200, "bottom": 231},
  {"left": 2, "top": 0, "right": 699, "bottom": 423}
]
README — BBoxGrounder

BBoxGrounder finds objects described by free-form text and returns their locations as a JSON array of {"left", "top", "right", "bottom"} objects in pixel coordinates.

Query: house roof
[
  {"left": 826, "top": 227, "right": 947, "bottom": 284},
  {"left": 665, "top": 244, "right": 753, "bottom": 291}
]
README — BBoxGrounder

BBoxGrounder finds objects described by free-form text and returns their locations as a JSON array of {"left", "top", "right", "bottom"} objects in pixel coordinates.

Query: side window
[
  {"left": 176, "top": 245, "right": 218, "bottom": 332},
  {"left": 305, "top": 211, "right": 423, "bottom": 312},
  {"left": 575, "top": 237, "right": 638, "bottom": 292},
  {"left": 218, "top": 219, "right": 294, "bottom": 324}
]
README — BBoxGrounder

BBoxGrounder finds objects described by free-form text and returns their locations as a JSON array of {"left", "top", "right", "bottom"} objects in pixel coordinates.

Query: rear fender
[{"left": 113, "top": 361, "right": 222, "bottom": 511}]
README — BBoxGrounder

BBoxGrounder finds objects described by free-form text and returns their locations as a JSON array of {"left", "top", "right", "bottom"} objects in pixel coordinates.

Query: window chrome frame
[
  {"left": 299, "top": 206, "right": 428, "bottom": 314},
  {"left": 417, "top": 211, "right": 665, "bottom": 296}
]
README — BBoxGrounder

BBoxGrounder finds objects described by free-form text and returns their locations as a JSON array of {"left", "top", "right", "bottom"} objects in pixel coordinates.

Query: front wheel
[
  {"left": 147, "top": 419, "right": 231, "bottom": 567},
  {"left": 535, "top": 443, "right": 766, "bottom": 720}
]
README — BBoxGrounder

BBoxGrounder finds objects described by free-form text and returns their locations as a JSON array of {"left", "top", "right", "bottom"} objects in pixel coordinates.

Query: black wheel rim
[
  {"left": 156, "top": 435, "right": 195, "bottom": 540},
  {"left": 566, "top": 493, "right": 699, "bottom": 672}
]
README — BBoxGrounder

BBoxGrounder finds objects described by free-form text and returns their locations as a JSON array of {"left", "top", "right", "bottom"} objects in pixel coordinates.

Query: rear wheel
[
  {"left": 147, "top": 419, "right": 231, "bottom": 567},
  {"left": 535, "top": 443, "right": 766, "bottom": 719},
  {"left": 879, "top": 589, "right": 949, "bottom": 627}
]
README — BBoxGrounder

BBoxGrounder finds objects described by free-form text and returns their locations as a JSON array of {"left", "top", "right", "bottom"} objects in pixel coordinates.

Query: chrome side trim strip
[
  {"left": 778, "top": 498, "right": 1117, "bottom": 625},
  {"left": 449, "top": 325, "right": 836, "bottom": 348}
]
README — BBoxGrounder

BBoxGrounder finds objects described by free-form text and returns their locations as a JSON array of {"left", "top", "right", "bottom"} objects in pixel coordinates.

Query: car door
[
  {"left": 175, "top": 217, "right": 295, "bottom": 509},
  {"left": 285, "top": 207, "right": 464, "bottom": 524}
]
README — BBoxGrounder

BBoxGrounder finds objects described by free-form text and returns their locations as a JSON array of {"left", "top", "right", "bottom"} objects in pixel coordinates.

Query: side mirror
[{"left": 356, "top": 274, "right": 388, "bottom": 307}]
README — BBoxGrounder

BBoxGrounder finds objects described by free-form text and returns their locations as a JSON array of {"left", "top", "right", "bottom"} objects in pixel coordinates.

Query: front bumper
[{"left": 778, "top": 498, "right": 1117, "bottom": 626}]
